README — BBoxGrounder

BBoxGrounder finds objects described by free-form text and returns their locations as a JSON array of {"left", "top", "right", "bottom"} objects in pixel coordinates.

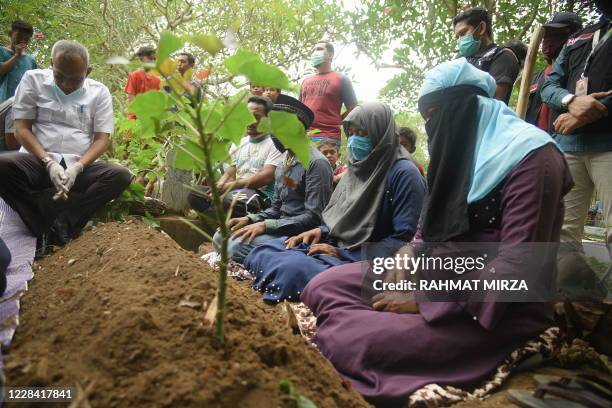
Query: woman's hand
[
  {"left": 307, "top": 243, "right": 339, "bottom": 258},
  {"left": 372, "top": 294, "right": 419, "bottom": 314},
  {"left": 371, "top": 244, "right": 419, "bottom": 314},
  {"left": 285, "top": 228, "right": 322, "bottom": 249}
]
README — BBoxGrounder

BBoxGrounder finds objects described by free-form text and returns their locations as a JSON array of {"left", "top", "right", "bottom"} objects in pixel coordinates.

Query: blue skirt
[{"left": 245, "top": 237, "right": 350, "bottom": 303}]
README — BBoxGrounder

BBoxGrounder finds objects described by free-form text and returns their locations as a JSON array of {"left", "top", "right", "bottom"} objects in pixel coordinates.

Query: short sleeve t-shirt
[
  {"left": 0, "top": 47, "right": 37, "bottom": 103},
  {"left": 230, "top": 134, "right": 283, "bottom": 197},
  {"left": 299, "top": 71, "right": 357, "bottom": 140},
  {"left": 124, "top": 69, "right": 161, "bottom": 96}
]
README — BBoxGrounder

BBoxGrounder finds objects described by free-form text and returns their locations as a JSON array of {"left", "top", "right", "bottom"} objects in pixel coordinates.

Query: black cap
[
  {"left": 272, "top": 94, "right": 315, "bottom": 130},
  {"left": 544, "top": 12, "right": 583, "bottom": 31}
]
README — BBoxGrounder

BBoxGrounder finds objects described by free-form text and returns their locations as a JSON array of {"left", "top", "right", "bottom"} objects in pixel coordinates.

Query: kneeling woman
[
  {"left": 245, "top": 102, "right": 427, "bottom": 303},
  {"left": 301, "top": 59, "right": 573, "bottom": 407}
]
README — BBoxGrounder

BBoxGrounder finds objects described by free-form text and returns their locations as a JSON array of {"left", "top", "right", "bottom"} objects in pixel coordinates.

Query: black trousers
[{"left": 0, "top": 152, "right": 132, "bottom": 237}]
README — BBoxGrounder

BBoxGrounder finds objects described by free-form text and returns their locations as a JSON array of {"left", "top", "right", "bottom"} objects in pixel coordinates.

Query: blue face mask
[
  {"left": 53, "top": 82, "right": 84, "bottom": 103},
  {"left": 457, "top": 31, "right": 481, "bottom": 57},
  {"left": 347, "top": 135, "right": 372, "bottom": 161},
  {"left": 310, "top": 50, "right": 326, "bottom": 67}
]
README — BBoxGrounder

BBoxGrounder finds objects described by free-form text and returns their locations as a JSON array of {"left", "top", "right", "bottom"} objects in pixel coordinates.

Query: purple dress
[{"left": 301, "top": 145, "right": 573, "bottom": 407}]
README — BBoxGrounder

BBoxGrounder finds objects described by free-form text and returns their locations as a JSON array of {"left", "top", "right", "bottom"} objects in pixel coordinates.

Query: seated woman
[
  {"left": 300, "top": 59, "right": 573, "bottom": 407},
  {"left": 245, "top": 102, "right": 427, "bottom": 303}
]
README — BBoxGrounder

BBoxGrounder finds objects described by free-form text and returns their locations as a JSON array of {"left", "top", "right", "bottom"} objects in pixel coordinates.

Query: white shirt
[
  {"left": 13, "top": 69, "right": 113, "bottom": 165},
  {"left": 230, "top": 134, "right": 283, "bottom": 179}
]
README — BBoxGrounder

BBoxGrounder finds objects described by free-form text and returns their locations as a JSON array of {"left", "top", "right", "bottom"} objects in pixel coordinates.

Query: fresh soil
[{"left": 4, "top": 221, "right": 370, "bottom": 408}]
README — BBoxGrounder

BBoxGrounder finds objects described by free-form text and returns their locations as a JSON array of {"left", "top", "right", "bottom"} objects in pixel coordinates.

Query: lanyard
[{"left": 581, "top": 25, "right": 612, "bottom": 78}]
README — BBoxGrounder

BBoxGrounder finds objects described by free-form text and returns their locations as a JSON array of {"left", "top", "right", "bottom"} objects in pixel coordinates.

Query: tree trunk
[{"left": 161, "top": 149, "right": 193, "bottom": 214}]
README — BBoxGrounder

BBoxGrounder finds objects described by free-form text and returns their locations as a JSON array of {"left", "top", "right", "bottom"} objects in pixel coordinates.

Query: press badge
[{"left": 575, "top": 77, "right": 588, "bottom": 97}]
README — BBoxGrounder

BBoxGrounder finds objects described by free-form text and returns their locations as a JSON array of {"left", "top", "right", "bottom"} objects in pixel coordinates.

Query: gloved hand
[
  {"left": 63, "top": 162, "right": 84, "bottom": 192},
  {"left": 46, "top": 160, "right": 67, "bottom": 198}
]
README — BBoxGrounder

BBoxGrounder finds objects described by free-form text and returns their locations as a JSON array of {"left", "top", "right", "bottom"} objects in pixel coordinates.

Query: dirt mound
[{"left": 4, "top": 221, "right": 370, "bottom": 408}]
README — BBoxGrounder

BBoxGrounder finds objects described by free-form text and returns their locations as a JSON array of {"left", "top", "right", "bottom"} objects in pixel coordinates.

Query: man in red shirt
[
  {"left": 299, "top": 41, "right": 357, "bottom": 147},
  {"left": 125, "top": 46, "right": 160, "bottom": 116}
]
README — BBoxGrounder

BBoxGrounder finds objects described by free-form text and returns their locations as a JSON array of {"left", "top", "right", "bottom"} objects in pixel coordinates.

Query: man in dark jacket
[
  {"left": 525, "top": 12, "right": 582, "bottom": 132},
  {"left": 541, "top": 0, "right": 612, "bottom": 300}
]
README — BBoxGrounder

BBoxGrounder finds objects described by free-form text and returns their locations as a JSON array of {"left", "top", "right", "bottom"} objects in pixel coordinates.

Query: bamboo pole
[{"left": 516, "top": 25, "right": 544, "bottom": 119}]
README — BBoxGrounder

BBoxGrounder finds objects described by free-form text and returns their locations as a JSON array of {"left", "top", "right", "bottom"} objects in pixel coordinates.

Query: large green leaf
[
  {"left": 187, "top": 34, "right": 224, "bottom": 56},
  {"left": 210, "top": 138, "right": 233, "bottom": 164},
  {"left": 157, "top": 31, "right": 184, "bottom": 66},
  {"left": 127, "top": 91, "right": 171, "bottom": 137},
  {"left": 218, "top": 92, "right": 254, "bottom": 143},
  {"left": 224, "top": 49, "right": 291, "bottom": 90},
  {"left": 269, "top": 110, "right": 310, "bottom": 168},
  {"left": 174, "top": 139, "right": 204, "bottom": 171},
  {"left": 200, "top": 95, "right": 253, "bottom": 145}
]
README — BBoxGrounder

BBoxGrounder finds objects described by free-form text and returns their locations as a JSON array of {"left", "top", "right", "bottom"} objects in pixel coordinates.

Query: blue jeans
[{"left": 212, "top": 231, "right": 280, "bottom": 265}]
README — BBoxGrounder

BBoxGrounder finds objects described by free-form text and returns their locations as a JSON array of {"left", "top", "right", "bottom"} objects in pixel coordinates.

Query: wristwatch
[{"left": 561, "top": 94, "right": 575, "bottom": 110}]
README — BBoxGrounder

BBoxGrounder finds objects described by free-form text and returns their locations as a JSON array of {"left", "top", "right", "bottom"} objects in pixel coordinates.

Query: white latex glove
[
  {"left": 46, "top": 160, "right": 68, "bottom": 197},
  {"left": 63, "top": 162, "right": 84, "bottom": 192}
]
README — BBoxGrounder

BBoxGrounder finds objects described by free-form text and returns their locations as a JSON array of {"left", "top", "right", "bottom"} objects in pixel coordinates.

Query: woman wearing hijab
[
  {"left": 245, "top": 102, "right": 426, "bottom": 303},
  {"left": 300, "top": 59, "right": 573, "bottom": 407}
]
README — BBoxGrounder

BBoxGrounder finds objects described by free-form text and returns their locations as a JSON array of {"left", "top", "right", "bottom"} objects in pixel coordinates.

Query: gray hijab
[{"left": 322, "top": 102, "right": 408, "bottom": 249}]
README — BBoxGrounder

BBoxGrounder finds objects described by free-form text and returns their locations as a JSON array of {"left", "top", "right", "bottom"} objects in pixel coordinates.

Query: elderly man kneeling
[{"left": 0, "top": 40, "right": 132, "bottom": 244}]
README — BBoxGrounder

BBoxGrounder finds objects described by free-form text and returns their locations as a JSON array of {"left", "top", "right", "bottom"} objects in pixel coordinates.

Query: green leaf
[
  {"left": 157, "top": 31, "right": 184, "bottom": 65},
  {"left": 296, "top": 395, "right": 317, "bottom": 408},
  {"left": 217, "top": 91, "right": 254, "bottom": 143},
  {"left": 127, "top": 91, "right": 171, "bottom": 138},
  {"left": 174, "top": 139, "right": 205, "bottom": 171},
  {"left": 224, "top": 49, "right": 259, "bottom": 75},
  {"left": 279, "top": 380, "right": 294, "bottom": 395},
  {"left": 187, "top": 34, "right": 224, "bottom": 56},
  {"left": 269, "top": 111, "right": 310, "bottom": 168},
  {"left": 210, "top": 138, "right": 233, "bottom": 164},
  {"left": 224, "top": 49, "right": 291, "bottom": 90},
  {"left": 256, "top": 116, "right": 272, "bottom": 134}
]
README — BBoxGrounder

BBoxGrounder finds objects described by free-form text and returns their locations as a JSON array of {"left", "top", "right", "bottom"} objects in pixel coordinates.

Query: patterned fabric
[{"left": 0, "top": 197, "right": 36, "bottom": 367}]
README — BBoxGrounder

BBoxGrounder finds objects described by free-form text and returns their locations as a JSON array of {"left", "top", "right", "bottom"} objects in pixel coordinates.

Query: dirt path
[{"left": 4, "top": 221, "right": 370, "bottom": 408}]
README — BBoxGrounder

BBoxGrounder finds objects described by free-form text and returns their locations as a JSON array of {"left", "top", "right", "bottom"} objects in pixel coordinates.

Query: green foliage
[
  {"left": 225, "top": 49, "right": 292, "bottom": 89},
  {"left": 267, "top": 111, "right": 311, "bottom": 168},
  {"left": 96, "top": 182, "right": 146, "bottom": 222},
  {"left": 113, "top": 34, "right": 310, "bottom": 344},
  {"left": 157, "top": 31, "right": 184, "bottom": 63},
  {"left": 279, "top": 380, "right": 317, "bottom": 408},
  {"left": 127, "top": 91, "right": 172, "bottom": 137}
]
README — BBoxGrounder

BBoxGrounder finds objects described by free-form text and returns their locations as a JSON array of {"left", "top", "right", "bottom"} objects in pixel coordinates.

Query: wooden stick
[{"left": 516, "top": 25, "right": 544, "bottom": 119}]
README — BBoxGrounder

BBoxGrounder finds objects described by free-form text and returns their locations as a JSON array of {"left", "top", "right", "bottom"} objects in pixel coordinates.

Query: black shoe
[{"left": 48, "top": 218, "right": 71, "bottom": 247}]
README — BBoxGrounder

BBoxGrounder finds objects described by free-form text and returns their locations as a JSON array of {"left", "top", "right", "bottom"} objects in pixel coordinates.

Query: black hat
[
  {"left": 272, "top": 94, "right": 315, "bottom": 130},
  {"left": 544, "top": 12, "right": 583, "bottom": 31}
]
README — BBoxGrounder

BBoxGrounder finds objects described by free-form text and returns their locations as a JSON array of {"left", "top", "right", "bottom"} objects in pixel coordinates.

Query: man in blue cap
[{"left": 525, "top": 12, "right": 583, "bottom": 132}]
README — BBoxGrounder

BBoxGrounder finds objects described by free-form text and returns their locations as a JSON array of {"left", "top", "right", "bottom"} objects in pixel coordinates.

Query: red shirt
[
  {"left": 300, "top": 71, "right": 357, "bottom": 141},
  {"left": 125, "top": 69, "right": 160, "bottom": 96},
  {"left": 536, "top": 65, "right": 554, "bottom": 132},
  {"left": 124, "top": 69, "right": 161, "bottom": 119}
]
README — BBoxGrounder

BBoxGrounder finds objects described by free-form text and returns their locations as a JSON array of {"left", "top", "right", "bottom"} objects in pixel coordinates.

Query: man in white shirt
[
  {"left": 0, "top": 40, "right": 132, "bottom": 244},
  {"left": 187, "top": 95, "right": 283, "bottom": 216}
]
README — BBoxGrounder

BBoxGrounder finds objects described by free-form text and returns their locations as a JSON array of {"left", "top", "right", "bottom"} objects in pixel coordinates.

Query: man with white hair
[{"left": 0, "top": 39, "right": 132, "bottom": 245}]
